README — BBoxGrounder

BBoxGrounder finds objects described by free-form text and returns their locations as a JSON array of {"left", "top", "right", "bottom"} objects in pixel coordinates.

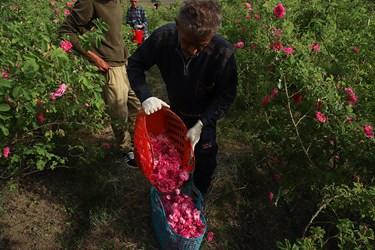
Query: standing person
[
  {"left": 127, "top": 0, "right": 238, "bottom": 196},
  {"left": 126, "top": 0, "right": 149, "bottom": 41},
  {"left": 58, "top": 0, "right": 141, "bottom": 168}
]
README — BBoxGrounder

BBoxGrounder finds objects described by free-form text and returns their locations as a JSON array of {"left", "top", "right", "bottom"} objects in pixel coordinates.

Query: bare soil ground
[{"left": 0, "top": 135, "right": 310, "bottom": 250}]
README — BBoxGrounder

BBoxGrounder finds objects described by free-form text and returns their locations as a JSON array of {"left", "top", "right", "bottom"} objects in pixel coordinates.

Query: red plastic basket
[
  {"left": 131, "top": 29, "right": 143, "bottom": 45},
  {"left": 134, "top": 107, "right": 195, "bottom": 185}
]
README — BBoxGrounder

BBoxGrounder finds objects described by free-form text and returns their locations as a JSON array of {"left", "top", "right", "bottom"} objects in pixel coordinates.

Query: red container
[
  {"left": 132, "top": 29, "right": 143, "bottom": 45},
  {"left": 134, "top": 107, "right": 195, "bottom": 183}
]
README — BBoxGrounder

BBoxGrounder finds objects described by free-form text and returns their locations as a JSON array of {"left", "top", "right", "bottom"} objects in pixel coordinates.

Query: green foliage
[
  {"left": 277, "top": 182, "right": 375, "bottom": 249},
  {"left": 146, "top": 1, "right": 179, "bottom": 32},
  {"left": 0, "top": 1, "right": 113, "bottom": 175},
  {"left": 220, "top": 0, "right": 375, "bottom": 184},
  {"left": 219, "top": 0, "right": 374, "bottom": 248}
]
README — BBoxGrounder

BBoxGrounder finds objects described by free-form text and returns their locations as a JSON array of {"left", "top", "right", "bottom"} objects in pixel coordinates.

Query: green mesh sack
[{"left": 150, "top": 182, "right": 206, "bottom": 250}]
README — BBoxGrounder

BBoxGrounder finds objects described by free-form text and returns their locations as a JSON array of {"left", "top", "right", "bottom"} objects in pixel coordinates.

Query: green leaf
[
  {"left": 50, "top": 48, "right": 69, "bottom": 62},
  {"left": 12, "top": 86, "right": 23, "bottom": 99},
  {"left": 0, "top": 113, "right": 11, "bottom": 121},
  {"left": 0, "top": 79, "right": 12, "bottom": 89},
  {"left": 0, "top": 125, "right": 9, "bottom": 136},
  {"left": 23, "top": 55, "right": 40, "bottom": 72},
  {"left": 0, "top": 104, "right": 11, "bottom": 112}
]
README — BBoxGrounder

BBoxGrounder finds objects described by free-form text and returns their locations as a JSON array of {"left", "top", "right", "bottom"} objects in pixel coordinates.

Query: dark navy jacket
[{"left": 127, "top": 23, "right": 237, "bottom": 127}]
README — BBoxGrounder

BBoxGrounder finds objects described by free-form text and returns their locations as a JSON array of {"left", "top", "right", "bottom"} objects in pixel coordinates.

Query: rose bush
[
  {"left": 0, "top": 0, "right": 138, "bottom": 175},
  {"left": 220, "top": 0, "right": 374, "bottom": 248}
]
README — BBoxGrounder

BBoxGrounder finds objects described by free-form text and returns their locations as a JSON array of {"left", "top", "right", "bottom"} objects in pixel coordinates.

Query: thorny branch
[{"left": 284, "top": 81, "right": 316, "bottom": 168}]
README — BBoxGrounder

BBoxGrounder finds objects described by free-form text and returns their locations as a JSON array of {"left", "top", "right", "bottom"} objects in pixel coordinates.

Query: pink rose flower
[
  {"left": 363, "top": 125, "right": 374, "bottom": 139},
  {"left": 273, "top": 27, "right": 282, "bottom": 38},
  {"left": 310, "top": 43, "right": 320, "bottom": 51},
  {"left": 3, "top": 147, "right": 10, "bottom": 159},
  {"left": 268, "top": 191, "right": 274, "bottom": 201},
  {"left": 270, "top": 87, "right": 279, "bottom": 99},
  {"left": 246, "top": 15, "right": 251, "bottom": 19},
  {"left": 50, "top": 1, "right": 55, "bottom": 6},
  {"left": 55, "top": 8, "right": 59, "bottom": 14},
  {"left": 292, "top": 92, "right": 302, "bottom": 104},
  {"left": 37, "top": 98, "right": 43, "bottom": 107},
  {"left": 316, "top": 111, "right": 327, "bottom": 123},
  {"left": 270, "top": 41, "right": 283, "bottom": 51},
  {"left": 50, "top": 83, "right": 68, "bottom": 101},
  {"left": 347, "top": 95, "right": 357, "bottom": 105},
  {"left": 283, "top": 46, "right": 294, "bottom": 55},
  {"left": 344, "top": 87, "right": 355, "bottom": 96},
  {"left": 2, "top": 71, "right": 9, "bottom": 79},
  {"left": 84, "top": 103, "right": 90, "bottom": 108},
  {"left": 251, "top": 43, "right": 256, "bottom": 49},
  {"left": 352, "top": 46, "right": 359, "bottom": 54},
  {"left": 344, "top": 87, "right": 357, "bottom": 105},
  {"left": 245, "top": 3, "right": 251, "bottom": 9},
  {"left": 234, "top": 41, "right": 244, "bottom": 49},
  {"left": 67, "top": 2, "right": 73, "bottom": 8},
  {"left": 64, "top": 9, "right": 70, "bottom": 16},
  {"left": 274, "top": 4, "right": 286, "bottom": 18},
  {"left": 262, "top": 96, "right": 271, "bottom": 105},
  {"left": 103, "top": 142, "right": 111, "bottom": 149},
  {"left": 254, "top": 13, "right": 260, "bottom": 19},
  {"left": 38, "top": 112, "right": 45, "bottom": 124},
  {"left": 346, "top": 117, "right": 355, "bottom": 124},
  {"left": 60, "top": 40, "right": 73, "bottom": 53},
  {"left": 274, "top": 172, "right": 281, "bottom": 182},
  {"left": 5, "top": 96, "right": 12, "bottom": 105}
]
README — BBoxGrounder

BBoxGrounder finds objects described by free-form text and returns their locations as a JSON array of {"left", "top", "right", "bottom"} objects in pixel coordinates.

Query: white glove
[
  {"left": 186, "top": 120, "right": 203, "bottom": 149},
  {"left": 141, "top": 97, "right": 170, "bottom": 115},
  {"left": 136, "top": 24, "right": 143, "bottom": 29}
]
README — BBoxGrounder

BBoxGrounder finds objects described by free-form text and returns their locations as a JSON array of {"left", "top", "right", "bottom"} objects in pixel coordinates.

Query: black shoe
[{"left": 123, "top": 151, "right": 137, "bottom": 168}]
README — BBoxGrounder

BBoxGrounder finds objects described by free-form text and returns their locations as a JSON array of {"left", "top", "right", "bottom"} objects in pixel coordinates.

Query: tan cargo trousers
[{"left": 103, "top": 66, "right": 141, "bottom": 153}]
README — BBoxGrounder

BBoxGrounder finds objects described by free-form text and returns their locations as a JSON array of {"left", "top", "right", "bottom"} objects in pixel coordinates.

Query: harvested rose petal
[
  {"left": 207, "top": 231, "right": 214, "bottom": 241},
  {"left": 161, "top": 193, "right": 205, "bottom": 238},
  {"left": 150, "top": 133, "right": 190, "bottom": 193}
]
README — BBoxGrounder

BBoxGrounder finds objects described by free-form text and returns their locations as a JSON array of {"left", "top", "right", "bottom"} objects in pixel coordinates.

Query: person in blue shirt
[{"left": 126, "top": 0, "right": 149, "bottom": 41}]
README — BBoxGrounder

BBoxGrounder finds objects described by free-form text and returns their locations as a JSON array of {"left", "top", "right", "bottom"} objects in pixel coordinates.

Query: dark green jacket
[{"left": 58, "top": 0, "right": 127, "bottom": 66}]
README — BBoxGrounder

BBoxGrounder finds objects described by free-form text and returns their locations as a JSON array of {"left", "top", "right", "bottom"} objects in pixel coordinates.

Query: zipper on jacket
[{"left": 176, "top": 48, "right": 192, "bottom": 77}]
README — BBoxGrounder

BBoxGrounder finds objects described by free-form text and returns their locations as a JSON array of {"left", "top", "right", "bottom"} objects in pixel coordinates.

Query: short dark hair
[{"left": 177, "top": 0, "right": 222, "bottom": 38}]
